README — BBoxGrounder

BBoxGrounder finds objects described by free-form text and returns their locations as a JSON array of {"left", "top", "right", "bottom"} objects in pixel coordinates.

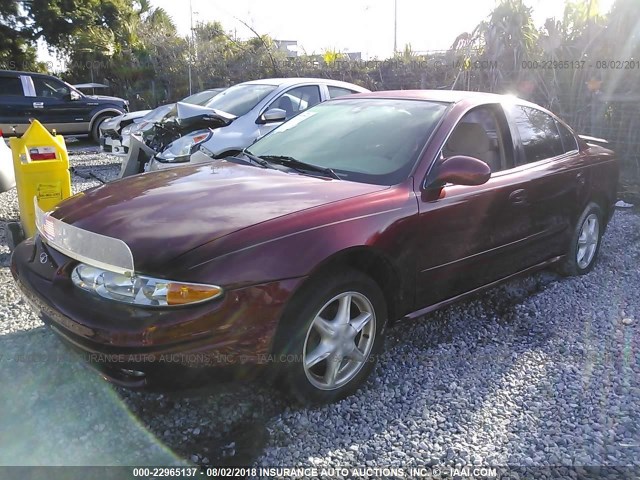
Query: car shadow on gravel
[
  {"left": 0, "top": 324, "right": 290, "bottom": 468},
  {"left": 116, "top": 371, "right": 290, "bottom": 467},
  {"left": 0, "top": 327, "right": 181, "bottom": 466}
]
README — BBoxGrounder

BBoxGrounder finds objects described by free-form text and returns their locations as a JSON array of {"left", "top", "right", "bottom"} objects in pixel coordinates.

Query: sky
[
  {"left": 149, "top": 0, "right": 616, "bottom": 57},
  {"left": 38, "top": 0, "right": 617, "bottom": 67}
]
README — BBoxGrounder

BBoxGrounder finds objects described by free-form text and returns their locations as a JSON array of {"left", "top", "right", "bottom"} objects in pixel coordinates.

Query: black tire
[
  {"left": 272, "top": 268, "right": 388, "bottom": 405},
  {"left": 90, "top": 113, "right": 115, "bottom": 143},
  {"left": 559, "top": 202, "right": 604, "bottom": 276}
]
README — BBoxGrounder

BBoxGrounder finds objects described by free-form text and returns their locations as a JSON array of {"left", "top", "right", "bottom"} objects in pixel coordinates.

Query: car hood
[
  {"left": 173, "top": 102, "right": 236, "bottom": 128},
  {"left": 102, "top": 110, "right": 151, "bottom": 133},
  {"left": 86, "top": 94, "right": 126, "bottom": 104},
  {"left": 49, "top": 161, "right": 386, "bottom": 273},
  {"left": 121, "top": 110, "right": 152, "bottom": 121},
  {"left": 144, "top": 104, "right": 175, "bottom": 122}
]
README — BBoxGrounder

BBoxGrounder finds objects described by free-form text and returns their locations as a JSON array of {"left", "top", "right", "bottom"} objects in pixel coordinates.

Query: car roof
[
  {"left": 0, "top": 69, "right": 54, "bottom": 78},
  {"left": 240, "top": 77, "right": 369, "bottom": 91},
  {"left": 344, "top": 89, "right": 541, "bottom": 108}
]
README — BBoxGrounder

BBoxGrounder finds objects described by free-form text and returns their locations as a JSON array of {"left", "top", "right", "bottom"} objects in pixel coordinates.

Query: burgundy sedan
[{"left": 11, "top": 91, "right": 618, "bottom": 404}]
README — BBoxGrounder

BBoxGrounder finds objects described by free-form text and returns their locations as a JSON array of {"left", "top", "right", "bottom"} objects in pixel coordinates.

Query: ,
[{"left": 10, "top": 90, "right": 618, "bottom": 404}]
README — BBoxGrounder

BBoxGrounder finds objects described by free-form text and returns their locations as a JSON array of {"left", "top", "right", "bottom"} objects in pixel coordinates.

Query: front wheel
[
  {"left": 559, "top": 202, "right": 603, "bottom": 276},
  {"left": 91, "top": 113, "right": 115, "bottom": 143},
  {"left": 274, "top": 269, "right": 388, "bottom": 404}
]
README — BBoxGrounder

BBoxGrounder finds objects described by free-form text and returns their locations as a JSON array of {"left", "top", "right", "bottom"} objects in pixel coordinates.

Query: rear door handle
[
  {"left": 33, "top": 102, "right": 44, "bottom": 109},
  {"left": 509, "top": 189, "right": 528, "bottom": 205}
]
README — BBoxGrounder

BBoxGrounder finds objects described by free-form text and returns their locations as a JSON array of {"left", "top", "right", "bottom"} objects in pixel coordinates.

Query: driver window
[
  {"left": 32, "top": 77, "right": 70, "bottom": 100},
  {"left": 442, "top": 105, "right": 511, "bottom": 174},
  {"left": 267, "top": 85, "right": 321, "bottom": 120}
]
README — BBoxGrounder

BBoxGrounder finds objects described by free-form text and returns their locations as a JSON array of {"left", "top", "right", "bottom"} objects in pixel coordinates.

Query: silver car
[{"left": 145, "top": 78, "right": 369, "bottom": 171}]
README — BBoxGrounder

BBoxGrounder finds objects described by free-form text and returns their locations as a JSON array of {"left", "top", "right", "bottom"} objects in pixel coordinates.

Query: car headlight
[
  {"left": 156, "top": 129, "right": 212, "bottom": 163},
  {"left": 71, "top": 263, "right": 223, "bottom": 307},
  {"left": 120, "top": 123, "right": 134, "bottom": 137}
]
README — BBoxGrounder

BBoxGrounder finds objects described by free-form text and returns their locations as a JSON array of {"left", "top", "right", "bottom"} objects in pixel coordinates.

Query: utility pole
[
  {"left": 188, "top": 0, "right": 194, "bottom": 94},
  {"left": 393, "top": 0, "right": 398, "bottom": 55}
]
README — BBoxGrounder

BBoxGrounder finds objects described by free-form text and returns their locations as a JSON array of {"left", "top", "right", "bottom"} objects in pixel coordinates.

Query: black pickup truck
[{"left": 0, "top": 70, "right": 128, "bottom": 142}]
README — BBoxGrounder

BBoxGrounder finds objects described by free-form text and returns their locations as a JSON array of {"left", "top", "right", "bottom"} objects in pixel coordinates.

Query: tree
[
  {"left": 0, "top": 0, "right": 39, "bottom": 70},
  {"left": 483, "top": 0, "right": 538, "bottom": 64},
  {"left": 26, "top": 0, "right": 136, "bottom": 52}
]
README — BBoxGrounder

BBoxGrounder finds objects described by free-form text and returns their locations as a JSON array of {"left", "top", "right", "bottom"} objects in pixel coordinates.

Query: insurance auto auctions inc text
[{"left": 255, "top": 466, "right": 498, "bottom": 478}]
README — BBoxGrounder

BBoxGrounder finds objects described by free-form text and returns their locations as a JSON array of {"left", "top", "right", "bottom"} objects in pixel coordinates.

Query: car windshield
[
  {"left": 182, "top": 88, "right": 225, "bottom": 106},
  {"left": 248, "top": 98, "right": 449, "bottom": 185},
  {"left": 203, "top": 83, "right": 277, "bottom": 116}
]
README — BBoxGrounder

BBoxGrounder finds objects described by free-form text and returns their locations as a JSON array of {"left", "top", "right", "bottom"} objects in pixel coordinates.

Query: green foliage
[
  {"left": 27, "top": 0, "right": 136, "bottom": 51},
  {"left": 0, "top": 0, "right": 37, "bottom": 70}
]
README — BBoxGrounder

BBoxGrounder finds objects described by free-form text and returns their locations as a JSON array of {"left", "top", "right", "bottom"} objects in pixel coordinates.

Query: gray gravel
[{"left": 0, "top": 152, "right": 638, "bottom": 475}]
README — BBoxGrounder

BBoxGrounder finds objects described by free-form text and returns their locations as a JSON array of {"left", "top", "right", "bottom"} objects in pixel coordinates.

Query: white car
[
  {"left": 0, "top": 134, "right": 15, "bottom": 193},
  {"left": 145, "top": 78, "right": 369, "bottom": 171}
]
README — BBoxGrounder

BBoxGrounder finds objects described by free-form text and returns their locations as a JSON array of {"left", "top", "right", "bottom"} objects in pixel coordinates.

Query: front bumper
[
  {"left": 10, "top": 236, "right": 303, "bottom": 387},
  {"left": 100, "top": 136, "right": 128, "bottom": 156}
]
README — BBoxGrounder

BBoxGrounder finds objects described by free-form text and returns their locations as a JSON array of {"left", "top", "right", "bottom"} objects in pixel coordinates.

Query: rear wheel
[
  {"left": 559, "top": 202, "right": 603, "bottom": 276},
  {"left": 274, "top": 269, "right": 388, "bottom": 404}
]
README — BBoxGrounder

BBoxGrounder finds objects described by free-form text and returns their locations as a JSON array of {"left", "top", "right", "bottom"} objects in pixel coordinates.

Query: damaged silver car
[{"left": 120, "top": 78, "right": 369, "bottom": 177}]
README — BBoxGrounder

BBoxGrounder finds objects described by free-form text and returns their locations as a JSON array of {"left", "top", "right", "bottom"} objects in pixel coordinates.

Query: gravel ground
[{"left": 0, "top": 152, "right": 638, "bottom": 477}]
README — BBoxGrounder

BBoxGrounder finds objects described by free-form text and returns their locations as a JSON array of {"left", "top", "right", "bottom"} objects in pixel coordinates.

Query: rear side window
[
  {"left": 557, "top": 120, "right": 578, "bottom": 153},
  {"left": 328, "top": 86, "right": 359, "bottom": 98},
  {"left": 510, "top": 105, "right": 564, "bottom": 164},
  {"left": 0, "top": 76, "right": 24, "bottom": 96}
]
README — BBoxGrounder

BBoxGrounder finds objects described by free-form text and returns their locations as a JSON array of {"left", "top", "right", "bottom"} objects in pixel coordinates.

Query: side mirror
[
  {"left": 258, "top": 108, "right": 287, "bottom": 124},
  {"left": 427, "top": 155, "right": 491, "bottom": 187},
  {"left": 68, "top": 90, "right": 81, "bottom": 101}
]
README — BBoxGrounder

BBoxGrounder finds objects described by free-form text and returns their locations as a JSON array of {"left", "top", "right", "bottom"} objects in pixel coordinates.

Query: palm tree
[{"left": 479, "top": 0, "right": 538, "bottom": 92}]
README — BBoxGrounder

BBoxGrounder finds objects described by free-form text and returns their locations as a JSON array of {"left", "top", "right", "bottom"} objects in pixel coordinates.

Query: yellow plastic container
[{"left": 10, "top": 120, "right": 71, "bottom": 237}]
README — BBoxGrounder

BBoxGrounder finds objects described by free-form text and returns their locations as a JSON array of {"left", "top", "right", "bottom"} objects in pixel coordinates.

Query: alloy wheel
[
  {"left": 576, "top": 213, "right": 599, "bottom": 269},
  {"left": 302, "top": 291, "right": 376, "bottom": 390}
]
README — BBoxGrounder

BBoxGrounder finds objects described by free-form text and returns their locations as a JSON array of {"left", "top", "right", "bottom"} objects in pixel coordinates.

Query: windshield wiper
[
  {"left": 237, "top": 150, "right": 273, "bottom": 169},
  {"left": 258, "top": 155, "right": 341, "bottom": 180}
]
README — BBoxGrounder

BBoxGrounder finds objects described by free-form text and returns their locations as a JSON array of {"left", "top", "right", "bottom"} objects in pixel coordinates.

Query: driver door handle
[{"left": 509, "top": 189, "right": 528, "bottom": 206}]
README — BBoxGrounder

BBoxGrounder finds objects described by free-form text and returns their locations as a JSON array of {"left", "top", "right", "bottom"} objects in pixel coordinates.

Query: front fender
[{"left": 171, "top": 183, "right": 419, "bottom": 291}]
